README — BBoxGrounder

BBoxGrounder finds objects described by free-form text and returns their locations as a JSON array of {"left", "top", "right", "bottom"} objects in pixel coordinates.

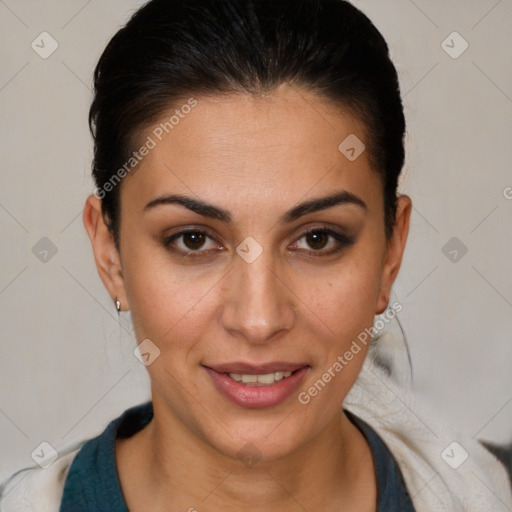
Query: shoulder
[
  {"left": 0, "top": 402, "right": 153, "bottom": 512},
  {"left": 0, "top": 444, "right": 83, "bottom": 512},
  {"left": 345, "top": 333, "right": 512, "bottom": 510}
]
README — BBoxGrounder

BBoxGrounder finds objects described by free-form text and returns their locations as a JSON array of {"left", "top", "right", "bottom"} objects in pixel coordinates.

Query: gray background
[{"left": 0, "top": 0, "right": 511, "bottom": 481}]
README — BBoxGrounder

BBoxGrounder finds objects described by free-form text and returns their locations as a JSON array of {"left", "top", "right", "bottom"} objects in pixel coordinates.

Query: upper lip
[{"left": 204, "top": 362, "right": 310, "bottom": 374}]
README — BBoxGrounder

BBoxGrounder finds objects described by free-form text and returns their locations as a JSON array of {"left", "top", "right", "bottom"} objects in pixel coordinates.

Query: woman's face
[{"left": 86, "top": 84, "right": 410, "bottom": 462}]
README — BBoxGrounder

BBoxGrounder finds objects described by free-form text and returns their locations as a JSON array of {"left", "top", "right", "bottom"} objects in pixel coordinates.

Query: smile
[{"left": 203, "top": 363, "right": 310, "bottom": 408}]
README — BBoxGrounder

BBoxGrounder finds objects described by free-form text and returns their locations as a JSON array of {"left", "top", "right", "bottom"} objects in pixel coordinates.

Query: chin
[{"left": 201, "top": 413, "right": 310, "bottom": 465}]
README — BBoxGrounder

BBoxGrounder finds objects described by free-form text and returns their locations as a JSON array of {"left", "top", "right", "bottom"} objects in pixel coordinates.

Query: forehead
[{"left": 121, "top": 84, "right": 382, "bottom": 211}]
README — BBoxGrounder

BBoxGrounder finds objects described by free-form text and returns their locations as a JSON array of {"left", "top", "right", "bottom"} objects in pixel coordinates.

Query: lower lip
[{"left": 204, "top": 366, "right": 310, "bottom": 409}]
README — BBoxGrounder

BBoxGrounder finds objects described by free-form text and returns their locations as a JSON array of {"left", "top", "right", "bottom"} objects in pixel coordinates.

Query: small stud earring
[{"left": 115, "top": 298, "right": 121, "bottom": 313}]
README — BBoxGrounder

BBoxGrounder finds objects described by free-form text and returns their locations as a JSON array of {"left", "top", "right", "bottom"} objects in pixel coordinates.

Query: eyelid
[{"left": 288, "top": 220, "right": 353, "bottom": 241}]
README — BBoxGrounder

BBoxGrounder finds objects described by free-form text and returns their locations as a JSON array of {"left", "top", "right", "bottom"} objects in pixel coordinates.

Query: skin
[{"left": 84, "top": 83, "right": 411, "bottom": 511}]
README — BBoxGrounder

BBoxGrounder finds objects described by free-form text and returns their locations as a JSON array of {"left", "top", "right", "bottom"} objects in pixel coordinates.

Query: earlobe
[
  {"left": 375, "top": 194, "right": 412, "bottom": 315},
  {"left": 83, "top": 194, "right": 129, "bottom": 310},
  {"left": 376, "top": 294, "right": 390, "bottom": 316}
]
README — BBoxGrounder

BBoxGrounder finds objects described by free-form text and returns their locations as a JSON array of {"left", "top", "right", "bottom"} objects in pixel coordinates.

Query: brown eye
[
  {"left": 305, "top": 231, "right": 329, "bottom": 250},
  {"left": 291, "top": 228, "right": 355, "bottom": 256},
  {"left": 182, "top": 231, "right": 206, "bottom": 250},
  {"left": 163, "top": 229, "right": 220, "bottom": 256}
]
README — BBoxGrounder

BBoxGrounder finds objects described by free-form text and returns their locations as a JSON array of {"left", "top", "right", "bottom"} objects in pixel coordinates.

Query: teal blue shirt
[{"left": 59, "top": 401, "right": 417, "bottom": 511}]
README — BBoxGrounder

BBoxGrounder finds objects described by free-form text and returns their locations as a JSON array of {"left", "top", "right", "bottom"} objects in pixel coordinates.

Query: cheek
[
  {"left": 291, "top": 254, "right": 382, "bottom": 344},
  {"left": 121, "top": 242, "right": 220, "bottom": 344},
  {"left": 293, "top": 263, "right": 380, "bottom": 412}
]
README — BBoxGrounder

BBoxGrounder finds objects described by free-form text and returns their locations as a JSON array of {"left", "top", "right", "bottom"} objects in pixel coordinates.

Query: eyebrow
[{"left": 144, "top": 190, "right": 367, "bottom": 223}]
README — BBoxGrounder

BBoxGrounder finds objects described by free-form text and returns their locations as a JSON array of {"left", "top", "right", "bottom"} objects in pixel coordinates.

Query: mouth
[{"left": 202, "top": 362, "right": 310, "bottom": 408}]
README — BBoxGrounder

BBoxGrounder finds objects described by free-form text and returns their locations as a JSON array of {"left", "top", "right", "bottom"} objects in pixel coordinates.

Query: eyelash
[{"left": 162, "top": 227, "right": 355, "bottom": 260}]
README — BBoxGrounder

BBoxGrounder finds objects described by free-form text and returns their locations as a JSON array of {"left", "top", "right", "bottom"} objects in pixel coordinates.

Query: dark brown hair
[{"left": 89, "top": 0, "right": 406, "bottom": 248}]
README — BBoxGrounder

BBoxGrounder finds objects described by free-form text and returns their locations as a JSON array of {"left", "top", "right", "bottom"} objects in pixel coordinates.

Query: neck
[{"left": 119, "top": 396, "right": 376, "bottom": 512}]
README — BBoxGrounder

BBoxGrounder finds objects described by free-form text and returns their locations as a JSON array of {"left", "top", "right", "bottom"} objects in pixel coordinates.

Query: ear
[
  {"left": 375, "top": 194, "right": 412, "bottom": 315},
  {"left": 83, "top": 194, "right": 129, "bottom": 311}
]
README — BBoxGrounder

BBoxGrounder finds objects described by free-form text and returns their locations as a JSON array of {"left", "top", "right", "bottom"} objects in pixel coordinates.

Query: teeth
[
  {"left": 255, "top": 373, "right": 275, "bottom": 384},
  {"left": 228, "top": 371, "right": 293, "bottom": 386}
]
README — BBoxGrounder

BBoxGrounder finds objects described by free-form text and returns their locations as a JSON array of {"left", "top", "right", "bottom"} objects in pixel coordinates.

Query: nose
[{"left": 220, "top": 246, "right": 296, "bottom": 344}]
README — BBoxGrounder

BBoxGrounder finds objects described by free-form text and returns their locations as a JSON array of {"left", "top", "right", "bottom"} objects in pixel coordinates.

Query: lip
[{"left": 203, "top": 363, "right": 310, "bottom": 409}]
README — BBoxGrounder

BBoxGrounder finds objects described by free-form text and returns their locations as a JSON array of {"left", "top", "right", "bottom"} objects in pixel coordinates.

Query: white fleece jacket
[{"left": 1, "top": 332, "right": 511, "bottom": 511}]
